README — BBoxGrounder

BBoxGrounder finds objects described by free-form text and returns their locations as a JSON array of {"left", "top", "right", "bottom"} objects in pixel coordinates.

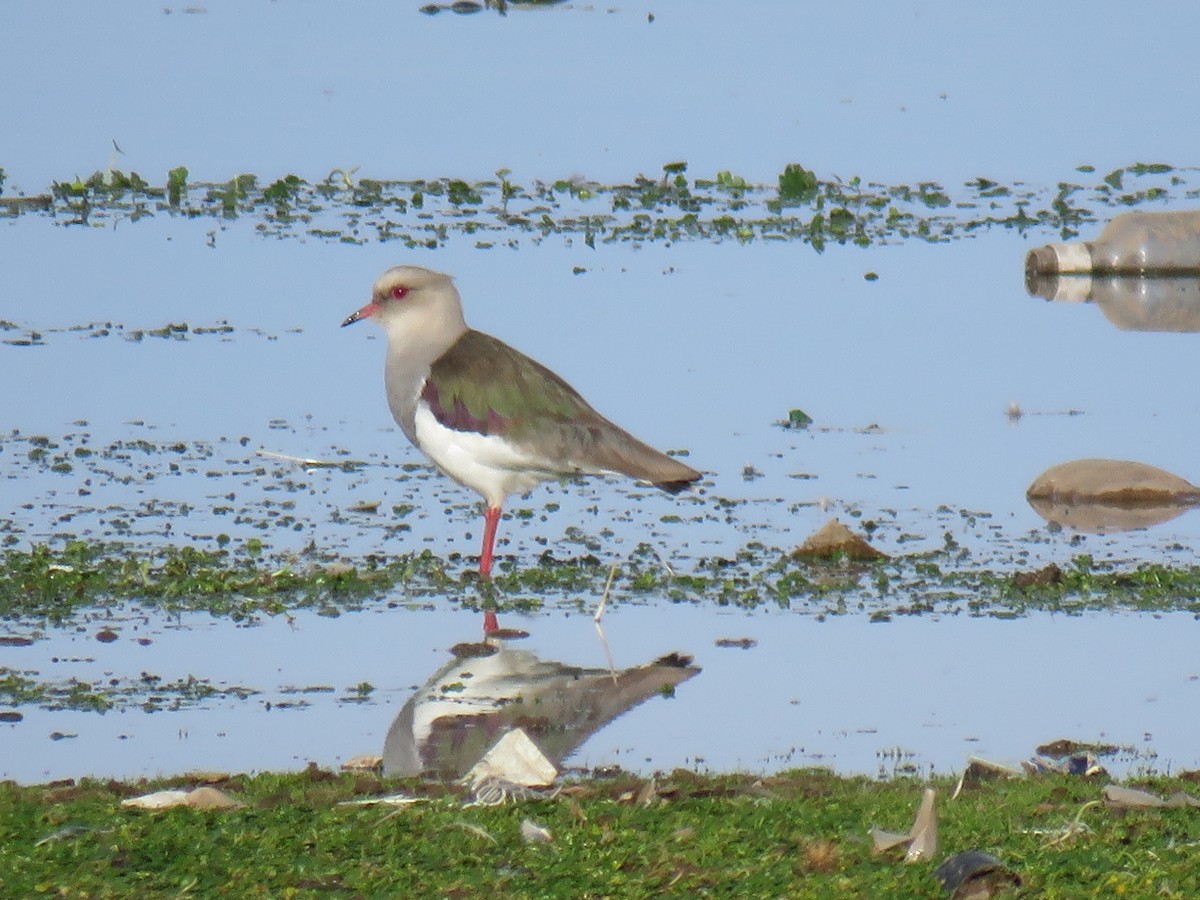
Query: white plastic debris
[
  {"left": 520, "top": 818, "right": 553, "bottom": 844},
  {"left": 951, "top": 756, "right": 1025, "bottom": 800},
  {"left": 464, "top": 728, "right": 557, "bottom": 790},
  {"left": 871, "top": 787, "right": 937, "bottom": 863},
  {"left": 1104, "top": 785, "right": 1200, "bottom": 809},
  {"left": 121, "top": 786, "right": 241, "bottom": 810},
  {"left": 340, "top": 754, "right": 383, "bottom": 772},
  {"left": 337, "top": 794, "right": 424, "bottom": 807},
  {"left": 904, "top": 789, "right": 938, "bottom": 862}
]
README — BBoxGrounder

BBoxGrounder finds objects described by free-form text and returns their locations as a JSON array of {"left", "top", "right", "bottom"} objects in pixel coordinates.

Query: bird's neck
[{"left": 383, "top": 313, "right": 468, "bottom": 441}]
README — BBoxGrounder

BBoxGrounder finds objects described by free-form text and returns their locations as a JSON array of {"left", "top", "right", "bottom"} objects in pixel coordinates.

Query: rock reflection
[
  {"left": 419, "top": 0, "right": 568, "bottom": 15},
  {"left": 1026, "top": 273, "right": 1200, "bottom": 332},
  {"left": 1027, "top": 458, "right": 1200, "bottom": 533},
  {"left": 382, "top": 626, "right": 699, "bottom": 778}
]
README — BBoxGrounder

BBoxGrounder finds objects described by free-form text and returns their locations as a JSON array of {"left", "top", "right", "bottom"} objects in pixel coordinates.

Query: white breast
[{"left": 412, "top": 402, "right": 552, "bottom": 507}]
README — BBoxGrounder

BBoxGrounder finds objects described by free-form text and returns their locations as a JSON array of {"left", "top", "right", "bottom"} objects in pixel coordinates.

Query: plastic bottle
[{"left": 1025, "top": 209, "right": 1200, "bottom": 277}]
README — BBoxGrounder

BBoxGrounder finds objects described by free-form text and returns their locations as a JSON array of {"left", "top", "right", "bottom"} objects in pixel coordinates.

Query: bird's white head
[{"left": 341, "top": 265, "right": 468, "bottom": 347}]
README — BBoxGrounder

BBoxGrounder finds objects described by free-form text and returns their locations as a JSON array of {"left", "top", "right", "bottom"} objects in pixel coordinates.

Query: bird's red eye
[{"left": 390, "top": 286, "right": 409, "bottom": 300}]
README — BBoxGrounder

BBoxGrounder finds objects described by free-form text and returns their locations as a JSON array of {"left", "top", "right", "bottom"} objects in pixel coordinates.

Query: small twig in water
[
  {"left": 594, "top": 618, "right": 618, "bottom": 682},
  {"left": 326, "top": 166, "right": 361, "bottom": 189},
  {"left": 256, "top": 448, "right": 363, "bottom": 468},
  {"left": 593, "top": 563, "right": 619, "bottom": 623},
  {"left": 652, "top": 546, "right": 677, "bottom": 578}
]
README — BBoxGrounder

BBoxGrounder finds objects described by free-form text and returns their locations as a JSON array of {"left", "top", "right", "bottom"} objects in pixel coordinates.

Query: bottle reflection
[{"left": 1026, "top": 273, "right": 1200, "bottom": 332}]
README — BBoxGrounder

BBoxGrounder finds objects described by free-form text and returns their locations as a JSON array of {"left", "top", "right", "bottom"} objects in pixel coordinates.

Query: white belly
[{"left": 412, "top": 403, "right": 552, "bottom": 507}]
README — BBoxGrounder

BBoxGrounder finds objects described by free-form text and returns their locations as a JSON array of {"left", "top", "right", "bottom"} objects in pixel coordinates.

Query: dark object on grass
[{"left": 934, "top": 851, "right": 1021, "bottom": 899}]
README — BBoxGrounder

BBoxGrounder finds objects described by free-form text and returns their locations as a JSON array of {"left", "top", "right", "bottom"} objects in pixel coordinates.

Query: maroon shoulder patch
[{"left": 421, "top": 380, "right": 510, "bottom": 435}]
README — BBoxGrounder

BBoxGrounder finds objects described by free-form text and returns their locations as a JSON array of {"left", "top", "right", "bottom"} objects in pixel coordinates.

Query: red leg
[
  {"left": 480, "top": 506, "right": 502, "bottom": 635},
  {"left": 479, "top": 505, "right": 501, "bottom": 578},
  {"left": 483, "top": 609, "right": 499, "bottom": 634}
]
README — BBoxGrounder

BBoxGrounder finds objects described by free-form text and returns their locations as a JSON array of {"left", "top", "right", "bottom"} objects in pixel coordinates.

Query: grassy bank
[{"left": 2, "top": 767, "right": 1197, "bottom": 897}]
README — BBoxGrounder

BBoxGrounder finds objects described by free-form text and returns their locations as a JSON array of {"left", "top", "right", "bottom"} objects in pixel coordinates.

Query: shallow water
[
  {"left": 4, "top": 604, "right": 1196, "bottom": 784},
  {"left": 7, "top": 220, "right": 1200, "bottom": 567},
  {"left": 4, "top": 1, "right": 1200, "bottom": 784},
  {"left": 6, "top": 1, "right": 1200, "bottom": 187}
]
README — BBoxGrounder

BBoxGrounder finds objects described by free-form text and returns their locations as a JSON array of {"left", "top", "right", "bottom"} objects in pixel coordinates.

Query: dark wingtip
[
  {"left": 654, "top": 473, "right": 703, "bottom": 495},
  {"left": 652, "top": 652, "right": 696, "bottom": 669}
]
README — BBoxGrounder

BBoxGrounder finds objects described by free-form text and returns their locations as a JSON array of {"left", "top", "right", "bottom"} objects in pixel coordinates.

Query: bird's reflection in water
[{"left": 383, "top": 622, "right": 699, "bottom": 778}]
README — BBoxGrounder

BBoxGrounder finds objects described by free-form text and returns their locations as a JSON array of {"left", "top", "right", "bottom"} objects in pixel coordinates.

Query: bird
[{"left": 342, "top": 265, "right": 702, "bottom": 588}]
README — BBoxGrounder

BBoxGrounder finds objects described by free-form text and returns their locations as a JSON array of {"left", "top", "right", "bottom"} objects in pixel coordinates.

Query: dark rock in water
[
  {"left": 1028, "top": 458, "right": 1200, "bottom": 504},
  {"left": 714, "top": 637, "right": 758, "bottom": 650},
  {"left": 1036, "top": 738, "right": 1120, "bottom": 758},
  {"left": 1027, "top": 458, "right": 1200, "bottom": 533},
  {"left": 794, "top": 518, "right": 888, "bottom": 561}
]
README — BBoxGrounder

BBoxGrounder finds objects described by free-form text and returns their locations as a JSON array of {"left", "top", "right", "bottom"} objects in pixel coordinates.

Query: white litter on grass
[
  {"left": 338, "top": 794, "right": 425, "bottom": 807},
  {"left": 464, "top": 728, "right": 557, "bottom": 791},
  {"left": 462, "top": 729, "right": 561, "bottom": 806},
  {"left": 1104, "top": 784, "right": 1200, "bottom": 809},
  {"left": 339, "top": 754, "right": 384, "bottom": 772},
  {"left": 121, "top": 786, "right": 241, "bottom": 810},
  {"left": 520, "top": 818, "right": 553, "bottom": 844},
  {"left": 871, "top": 787, "right": 937, "bottom": 863},
  {"left": 951, "top": 755, "right": 1025, "bottom": 800}
]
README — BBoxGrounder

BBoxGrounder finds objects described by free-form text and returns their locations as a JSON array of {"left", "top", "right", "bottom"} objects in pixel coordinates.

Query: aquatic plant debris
[
  {"left": 2, "top": 161, "right": 1196, "bottom": 250},
  {"left": 1, "top": 319, "right": 274, "bottom": 348},
  {"left": 4, "top": 539, "right": 1200, "bottom": 622}
]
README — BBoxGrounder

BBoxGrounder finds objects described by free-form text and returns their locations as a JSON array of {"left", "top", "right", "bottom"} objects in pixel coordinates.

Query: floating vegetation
[
  {"left": 3, "top": 161, "right": 1196, "bottom": 249},
  {"left": 3, "top": 536, "right": 1199, "bottom": 638},
  {"left": 0, "top": 539, "right": 452, "bottom": 624},
  {"left": 779, "top": 408, "right": 814, "bottom": 430},
  {"left": 0, "top": 318, "right": 261, "bottom": 347},
  {"left": 0, "top": 666, "right": 259, "bottom": 714}
]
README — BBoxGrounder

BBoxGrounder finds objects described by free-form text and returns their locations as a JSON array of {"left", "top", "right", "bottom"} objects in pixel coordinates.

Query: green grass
[{"left": 1, "top": 768, "right": 1197, "bottom": 897}]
